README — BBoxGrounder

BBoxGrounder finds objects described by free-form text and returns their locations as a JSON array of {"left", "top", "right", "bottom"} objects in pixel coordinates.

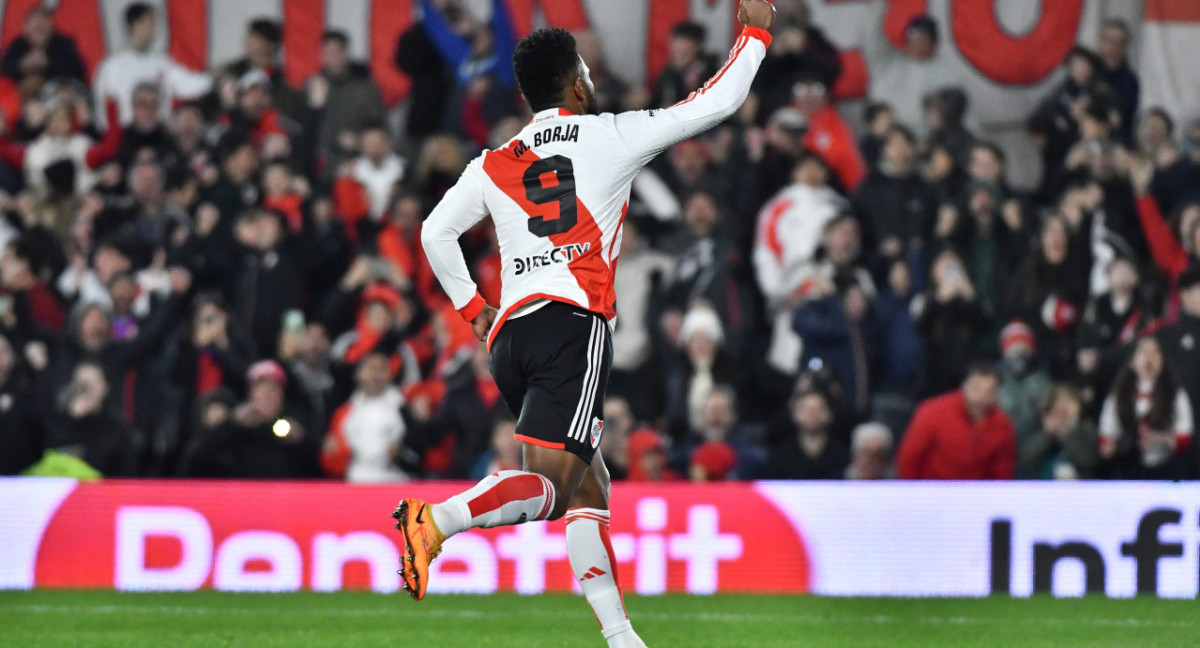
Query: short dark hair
[
  {"left": 886, "top": 124, "right": 917, "bottom": 146},
  {"left": 323, "top": 29, "right": 349, "bottom": 49},
  {"left": 973, "top": 140, "right": 1006, "bottom": 165},
  {"left": 1103, "top": 18, "right": 1130, "bottom": 38},
  {"left": 512, "top": 28, "right": 581, "bottom": 112},
  {"left": 864, "top": 102, "right": 893, "bottom": 124},
  {"left": 671, "top": 21, "right": 707, "bottom": 44},
  {"left": 25, "top": 6, "right": 52, "bottom": 21},
  {"left": 1066, "top": 46, "right": 1102, "bottom": 72},
  {"left": 124, "top": 3, "right": 153, "bottom": 29},
  {"left": 964, "top": 360, "right": 1000, "bottom": 383},
  {"left": 1144, "top": 106, "right": 1175, "bottom": 136},
  {"left": 248, "top": 19, "right": 282, "bottom": 44}
]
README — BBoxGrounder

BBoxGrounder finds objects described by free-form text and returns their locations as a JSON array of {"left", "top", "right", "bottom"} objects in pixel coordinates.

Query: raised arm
[
  {"left": 613, "top": 1, "right": 774, "bottom": 164},
  {"left": 420, "top": 162, "right": 495, "bottom": 338}
]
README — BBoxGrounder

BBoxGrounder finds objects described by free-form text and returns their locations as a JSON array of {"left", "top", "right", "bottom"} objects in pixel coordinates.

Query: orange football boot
[{"left": 391, "top": 498, "right": 446, "bottom": 601}]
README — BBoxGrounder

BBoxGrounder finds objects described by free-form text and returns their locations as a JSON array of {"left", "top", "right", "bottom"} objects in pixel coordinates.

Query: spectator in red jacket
[
  {"left": 793, "top": 72, "right": 866, "bottom": 191},
  {"left": 898, "top": 362, "right": 1016, "bottom": 479}
]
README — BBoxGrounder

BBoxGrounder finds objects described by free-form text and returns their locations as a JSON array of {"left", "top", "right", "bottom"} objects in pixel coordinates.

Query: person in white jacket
[
  {"left": 753, "top": 153, "right": 847, "bottom": 374},
  {"left": 321, "top": 351, "right": 410, "bottom": 483},
  {"left": 91, "top": 3, "right": 211, "bottom": 128}
]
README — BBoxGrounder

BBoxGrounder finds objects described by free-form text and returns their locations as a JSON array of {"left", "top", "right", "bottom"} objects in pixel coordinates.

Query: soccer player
[{"left": 393, "top": 2, "right": 775, "bottom": 646}]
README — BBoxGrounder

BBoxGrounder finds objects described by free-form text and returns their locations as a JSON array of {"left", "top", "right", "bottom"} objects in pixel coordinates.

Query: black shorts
[{"left": 489, "top": 301, "right": 612, "bottom": 463}]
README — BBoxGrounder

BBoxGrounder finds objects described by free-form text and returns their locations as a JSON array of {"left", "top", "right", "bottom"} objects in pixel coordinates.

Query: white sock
[
  {"left": 566, "top": 508, "right": 645, "bottom": 648},
  {"left": 430, "top": 470, "right": 556, "bottom": 537}
]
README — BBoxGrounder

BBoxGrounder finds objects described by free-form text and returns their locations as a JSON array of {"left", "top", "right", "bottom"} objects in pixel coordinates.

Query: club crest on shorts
[{"left": 589, "top": 417, "right": 604, "bottom": 448}]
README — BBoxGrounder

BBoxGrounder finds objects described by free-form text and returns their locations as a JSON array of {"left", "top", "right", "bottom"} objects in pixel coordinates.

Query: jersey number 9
[{"left": 522, "top": 156, "right": 577, "bottom": 237}]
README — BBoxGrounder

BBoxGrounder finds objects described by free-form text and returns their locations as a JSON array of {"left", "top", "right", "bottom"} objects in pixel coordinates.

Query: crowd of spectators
[{"left": 1, "top": 1, "right": 1199, "bottom": 483}]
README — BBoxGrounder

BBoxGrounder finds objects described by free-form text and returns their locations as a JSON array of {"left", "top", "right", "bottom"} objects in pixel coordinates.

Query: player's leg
[
  {"left": 392, "top": 304, "right": 604, "bottom": 600},
  {"left": 566, "top": 451, "right": 647, "bottom": 648},
  {"left": 391, "top": 320, "right": 561, "bottom": 600}
]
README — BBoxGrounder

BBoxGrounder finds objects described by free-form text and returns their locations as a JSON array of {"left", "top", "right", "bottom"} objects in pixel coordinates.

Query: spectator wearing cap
[
  {"left": 792, "top": 272, "right": 880, "bottom": 417},
  {"left": 766, "top": 388, "right": 849, "bottom": 480},
  {"left": 322, "top": 351, "right": 412, "bottom": 483},
  {"left": 863, "top": 10, "right": 963, "bottom": 137},
  {"left": 852, "top": 124, "right": 938, "bottom": 261},
  {"left": 1077, "top": 256, "right": 1154, "bottom": 411},
  {"left": 996, "top": 320, "right": 1052, "bottom": 439},
  {"left": 844, "top": 421, "right": 895, "bottom": 480},
  {"left": 664, "top": 302, "right": 736, "bottom": 444},
  {"left": 898, "top": 362, "right": 1015, "bottom": 480},
  {"left": 792, "top": 73, "right": 865, "bottom": 191},
  {"left": 0, "top": 6, "right": 86, "bottom": 88},
  {"left": 1156, "top": 267, "right": 1200, "bottom": 422},
  {"left": 181, "top": 359, "right": 320, "bottom": 478},
  {"left": 1017, "top": 384, "right": 1097, "bottom": 479},
  {"left": 92, "top": 3, "right": 212, "bottom": 128},
  {"left": 627, "top": 429, "right": 682, "bottom": 482},
  {"left": 221, "top": 68, "right": 297, "bottom": 149},
  {"left": 651, "top": 21, "right": 718, "bottom": 109},
  {"left": 1098, "top": 336, "right": 1193, "bottom": 480}
]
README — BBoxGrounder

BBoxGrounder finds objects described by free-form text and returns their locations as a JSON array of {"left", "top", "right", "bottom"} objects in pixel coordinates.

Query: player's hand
[
  {"left": 738, "top": 0, "right": 776, "bottom": 31},
  {"left": 471, "top": 305, "right": 498, "bottom": 341}
]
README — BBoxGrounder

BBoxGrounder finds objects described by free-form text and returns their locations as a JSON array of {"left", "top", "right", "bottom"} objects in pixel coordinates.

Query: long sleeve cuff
[
  {"left": 458, "top": 293, "right": 486, "bottom": 322},
  {"left": 742, "top": 26, "right": 772, "bottom": 49}
]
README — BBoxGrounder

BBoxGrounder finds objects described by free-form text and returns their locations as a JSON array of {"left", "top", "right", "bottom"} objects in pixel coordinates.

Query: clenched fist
[{"left": 738, "top": 0, "right": 777, "bottom": 31}]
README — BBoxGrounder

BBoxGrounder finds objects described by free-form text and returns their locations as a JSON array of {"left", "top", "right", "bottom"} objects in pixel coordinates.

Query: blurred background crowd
[{"left": 2, "top": 0, "right": 1199, "bottom": 483}]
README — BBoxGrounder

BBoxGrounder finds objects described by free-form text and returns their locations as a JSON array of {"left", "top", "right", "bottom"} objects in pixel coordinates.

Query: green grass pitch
[{"left": 0, "top": 590, "right": 1194, "bottom": 647}]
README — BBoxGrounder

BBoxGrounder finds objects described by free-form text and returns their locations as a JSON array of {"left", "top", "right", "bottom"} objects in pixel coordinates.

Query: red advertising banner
[{"left": 2, "top": 479, "right": 808, "bottom": 595}]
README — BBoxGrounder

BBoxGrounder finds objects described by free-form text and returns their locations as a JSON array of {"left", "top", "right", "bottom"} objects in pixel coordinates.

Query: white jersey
[{"left": 422, "top": 27, "right": 771, "bottom": 347}]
